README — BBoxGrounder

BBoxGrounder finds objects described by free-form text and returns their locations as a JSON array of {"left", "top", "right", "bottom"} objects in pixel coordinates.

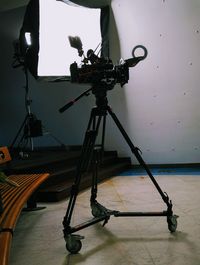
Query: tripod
[{"left": 61, "top": 83, "right": 178, "bottom": 254}]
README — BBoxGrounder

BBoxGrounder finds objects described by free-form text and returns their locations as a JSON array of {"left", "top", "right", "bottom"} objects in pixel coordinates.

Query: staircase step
[
  {"left": 4, "top": 147, "right": 132, "bottom": 202},
  {"left": 38, "top": 160, "right": 132, "bottom": 202},
  {"left": 7, "top": 149, "right": 81, "bottom": 173}
]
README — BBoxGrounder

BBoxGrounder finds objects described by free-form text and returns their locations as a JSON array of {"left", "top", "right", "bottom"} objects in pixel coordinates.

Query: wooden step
[
  {"left": 2, "top": 147, "right": 132, "bottom": 202},
  {"left": 37, "top": 160, "right": 131, "bottom": 202}
]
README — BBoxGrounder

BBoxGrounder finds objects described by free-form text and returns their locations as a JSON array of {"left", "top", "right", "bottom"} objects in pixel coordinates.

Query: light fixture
[
  {"left": 19, "top": 0, "right": 110, "bottom": 80},
  {"left": 25, "top": 32, "right": 32, "bottom": 46}
]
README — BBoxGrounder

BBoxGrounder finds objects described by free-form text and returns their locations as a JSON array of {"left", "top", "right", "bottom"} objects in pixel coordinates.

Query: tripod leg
[
  {"left": 101, "top": 115, "right": 106, "bottom": 155},
  {"left": 90, "top": 148, "right": 99, "bottom": 202},
  {"left": 107, "top": 106, "right": 172, "bottom": 209},
  {"left": 90, "top": 147, "right": 109, "bottom": 219},
  {"left": 62, "top": 109, "right": 103, "bottom": 237},
  {"left": 10, "top": 114, "right": 28, "bottom": 150},
  {"left": 90, "top": 114, "right": 106, "bottom": 203}
]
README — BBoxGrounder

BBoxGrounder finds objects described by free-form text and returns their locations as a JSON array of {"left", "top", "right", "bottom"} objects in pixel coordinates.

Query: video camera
[{"left": 69, "top": 36, "right": 148, "bottom": 89}]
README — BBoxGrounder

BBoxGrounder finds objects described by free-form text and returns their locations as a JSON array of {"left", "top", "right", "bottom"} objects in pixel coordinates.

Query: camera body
[
  {"left": 70, "top": 57, "right": 129, "bottom": 88},
  {"left": 59, "top": 38, "right": 147, "bottom": 113},
  {"left": 68, "top": 36, "right": 147, "bottom": 89}
]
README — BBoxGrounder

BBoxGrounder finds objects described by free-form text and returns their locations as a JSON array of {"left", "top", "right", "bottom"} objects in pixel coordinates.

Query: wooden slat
[
  {"left": 0, "top": 173, "right": 49, "bottom": 265},
  {"left": 0, "top": 174, "right": 49, "bottom": 230},
  {"left": 1, "top": 175, "right": 36, "bottom": 209},
  {"left": 0, "top": 232, "right": 12, "bottom": 265},
  {"left": 1, "top": 174, "right": 42, "bottom": 209},
  {"left": 5, "top": 174, "right": 49, "bottom": 229},
  {"left": 0, "top": 147, "right": 11, "bottom": 164}
]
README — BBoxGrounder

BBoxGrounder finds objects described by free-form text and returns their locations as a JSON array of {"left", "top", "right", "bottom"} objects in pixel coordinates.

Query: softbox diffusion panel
[{"left": 20, "top": 0, "right": 110, "bottom": 81}]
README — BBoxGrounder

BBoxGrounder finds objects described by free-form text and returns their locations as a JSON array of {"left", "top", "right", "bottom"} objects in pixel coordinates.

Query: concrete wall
[
  {"left": 111, "top": 0, "right": 200, "bottom": 164},
  {"left": 1, "top": 0, "right": 200, "bottom": 164}
]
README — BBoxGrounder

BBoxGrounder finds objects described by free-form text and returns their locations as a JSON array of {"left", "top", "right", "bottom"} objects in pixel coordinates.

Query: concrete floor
[{"left": 10, "top": 175, "right": 200, "bottom": 265}]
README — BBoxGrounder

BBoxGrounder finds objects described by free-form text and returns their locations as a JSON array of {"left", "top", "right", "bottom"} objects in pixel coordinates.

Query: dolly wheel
[
  {"left": 65, "top": 234, "right": 84, "bottom": 254},
  {"left": 66, "top": 239, "right": 82, "bottom": 254},
  {"left": 167, "top": 215, "right": 178, "bottom": 232}
]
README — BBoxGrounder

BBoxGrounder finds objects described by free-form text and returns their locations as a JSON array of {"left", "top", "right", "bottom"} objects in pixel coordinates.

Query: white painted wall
[
  {"left": 110, "top": 0, "right": 200, "bottom": 164},
  {"left": 1, "top": 0, "right": 200, "bottom": 165}
]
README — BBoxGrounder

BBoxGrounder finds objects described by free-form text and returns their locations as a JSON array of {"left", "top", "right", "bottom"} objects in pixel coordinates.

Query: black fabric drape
[
  {"left": 20, "top": 0, "right": 39, "bottom": 79},
  {"left": 100, "top": 6, "right": 110, "bottom": 58}
]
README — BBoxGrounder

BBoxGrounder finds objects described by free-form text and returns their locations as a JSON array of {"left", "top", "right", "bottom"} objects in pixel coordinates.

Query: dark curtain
[
  {"left": 20, "top": 0, "right": 39, "bottom": 79},
  {"left": 100, "top": 6, "right": 110, "bottom": 58}
]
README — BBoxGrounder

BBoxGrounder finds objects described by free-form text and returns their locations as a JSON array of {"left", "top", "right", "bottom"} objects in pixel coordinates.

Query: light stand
[
  {"left": 10, "top": 36, "right": 65, "bottom": 154},
  {"left": 10, "top": 43, "right": 42, "bottom": 152}
]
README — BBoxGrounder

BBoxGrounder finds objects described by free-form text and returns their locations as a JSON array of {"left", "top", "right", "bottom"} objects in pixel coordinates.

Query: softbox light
[{"left": 19, "top": 0, "right": 110, "bottom": 81}]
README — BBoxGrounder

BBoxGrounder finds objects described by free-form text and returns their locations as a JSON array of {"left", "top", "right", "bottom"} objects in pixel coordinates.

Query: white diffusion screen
[{"left": 38, "top": 0, "right": 101, "bottom": 77}]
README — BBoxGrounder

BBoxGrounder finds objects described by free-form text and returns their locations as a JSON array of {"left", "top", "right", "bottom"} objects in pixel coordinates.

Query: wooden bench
[{"left": 0, "top": 147, "right": 49, "bottom": 265}]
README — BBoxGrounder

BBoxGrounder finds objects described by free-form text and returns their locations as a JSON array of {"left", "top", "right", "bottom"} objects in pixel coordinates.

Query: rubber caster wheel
[
  {"left": 66, "top": 239, "right": 82, "bottom": 254},
  {"left": 65, "top": 235, "right": 84, "bottom": 254},
  {"left": 167, "top": 215, "right": 178, "bottom": 232}
]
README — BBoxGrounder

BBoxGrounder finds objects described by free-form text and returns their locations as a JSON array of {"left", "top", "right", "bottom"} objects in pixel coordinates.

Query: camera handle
[
  {"left": 125, "top": 45, "right": 148, "bottom": 67},
  {"left": 59, "top": 88, "right": 92, "bottom": 113}
]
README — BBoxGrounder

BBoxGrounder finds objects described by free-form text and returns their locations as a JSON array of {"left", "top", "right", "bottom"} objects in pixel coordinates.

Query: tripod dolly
[{"left": 60, "top": 83, "right": 178, "bottom": 254}]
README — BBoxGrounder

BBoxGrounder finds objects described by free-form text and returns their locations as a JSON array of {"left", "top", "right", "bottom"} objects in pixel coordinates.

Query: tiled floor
[{"left": 10, "top": 175, "right": 200, "bottom": 265}]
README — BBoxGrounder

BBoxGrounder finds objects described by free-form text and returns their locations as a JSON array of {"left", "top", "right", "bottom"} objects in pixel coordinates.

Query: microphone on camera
[{"left": 68, "top": 36, "right": 84, "bottom": 57}]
